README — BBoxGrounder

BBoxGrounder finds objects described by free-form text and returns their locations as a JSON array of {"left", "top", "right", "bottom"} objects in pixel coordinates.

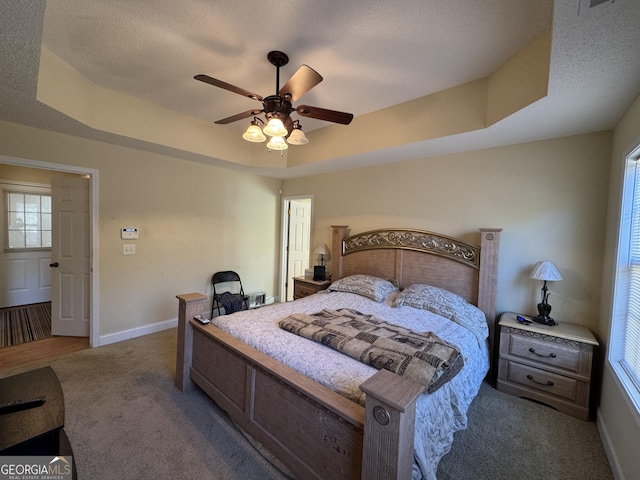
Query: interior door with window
[
  {"left": 0, "top": 184, "right": 52, "bottom": 308},
  {"left": 50, "top": 176, "right": 90, "bottom": 337}
]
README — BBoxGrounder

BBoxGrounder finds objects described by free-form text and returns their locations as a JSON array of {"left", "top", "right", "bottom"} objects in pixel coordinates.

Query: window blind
[{"left": 624, "top": 162, "right": 640, "bottom": 389}]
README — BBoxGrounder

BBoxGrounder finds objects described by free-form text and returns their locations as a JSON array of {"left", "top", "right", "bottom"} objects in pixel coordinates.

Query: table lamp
[{"left": 529, "top": 261, "right": 563, "bottom": 326}]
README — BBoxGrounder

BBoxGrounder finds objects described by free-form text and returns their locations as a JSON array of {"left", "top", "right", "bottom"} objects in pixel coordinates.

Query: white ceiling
[{"left": 1, "top": 0, "right": 640, "bottom": 179}]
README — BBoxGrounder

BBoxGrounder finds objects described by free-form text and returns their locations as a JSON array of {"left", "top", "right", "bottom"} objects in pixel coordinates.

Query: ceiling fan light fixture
[
  {"left": 242, "top": 124, "right": 267, "bottom": 142},
  {"left": 287, "top": 127, "right": 308, "bottom": 145},
  {"left": 263, "top": 117, "right": 288, "bottom": 137},
  {"left": 195, "top": 51, "right": 353, "bottom": 153},
  {"left": 266, "top": 135, "right": 288, "bottom": 151}
]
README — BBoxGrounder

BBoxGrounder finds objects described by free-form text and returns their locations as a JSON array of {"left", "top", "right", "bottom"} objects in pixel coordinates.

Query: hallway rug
[{"left": 0, "top": 302, "right": 51, "bottom": 348}]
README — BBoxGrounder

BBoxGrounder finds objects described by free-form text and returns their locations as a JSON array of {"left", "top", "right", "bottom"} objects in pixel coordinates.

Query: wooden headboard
[{"left": 331, "top": 226, "right": 502, "bottom": 368}]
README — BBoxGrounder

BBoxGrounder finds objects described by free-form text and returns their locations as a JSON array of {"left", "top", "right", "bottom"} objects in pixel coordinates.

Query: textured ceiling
[{"left": 1, "top": 0, "right": 640, "bottom": 178}]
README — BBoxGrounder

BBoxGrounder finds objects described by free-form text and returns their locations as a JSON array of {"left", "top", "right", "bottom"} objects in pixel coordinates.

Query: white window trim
[{"left": 609, "top": 143, "right": 640, "bottom": 425}]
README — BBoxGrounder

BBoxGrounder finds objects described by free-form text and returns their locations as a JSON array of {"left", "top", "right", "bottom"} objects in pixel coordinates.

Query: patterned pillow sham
[
  {"left": 328, "top": 275, "right": 399, "bottom": 302},
  {"left": 394, "top": 284, "right": 488, "bottom": 346}
]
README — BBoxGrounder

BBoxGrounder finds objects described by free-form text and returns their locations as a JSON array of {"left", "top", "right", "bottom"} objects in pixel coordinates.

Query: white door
[
  {"left": 50, "top": 176, "right": 90, "bottom": 337},
  {"left": 286, "top": 199, "right": 311, "bottom": 301},
  {"left": 0, "top": 182, "right": 53, "bottom": 308}
]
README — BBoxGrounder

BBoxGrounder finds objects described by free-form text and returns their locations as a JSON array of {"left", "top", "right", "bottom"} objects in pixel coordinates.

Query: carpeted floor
[
  {"left": 0, "top": 328, "right": 614, "bottom": 480},
  {"left": 0, "top": 328, "right": 286, "bottom": 480},
  {"left": 436, "top": 382, "right": 613, "bottom": 480},
  {"left": 0, "top": 302, "right": 51, "bottom": 348}
]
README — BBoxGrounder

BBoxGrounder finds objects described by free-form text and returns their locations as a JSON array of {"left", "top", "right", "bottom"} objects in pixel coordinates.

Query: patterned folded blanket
[
  {"left": 278, "top": 308, "right": 464, "bottom": 393},
  {"left": 217, "top": 292, "right": 244, "bottom": 314}
]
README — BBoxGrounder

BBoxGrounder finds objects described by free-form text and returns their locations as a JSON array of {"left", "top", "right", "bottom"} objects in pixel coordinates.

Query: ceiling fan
[{"left": 194, "top": 51, "right": 353, "bottom": 150}]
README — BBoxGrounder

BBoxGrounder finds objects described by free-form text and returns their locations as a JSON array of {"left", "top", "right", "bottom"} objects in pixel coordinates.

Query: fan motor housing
[
  {"left": 263, "top": 95, "right": 292, "bottom": 115},
  {"left": 263, "top": 95, "right": 294, "bottom": 130}
]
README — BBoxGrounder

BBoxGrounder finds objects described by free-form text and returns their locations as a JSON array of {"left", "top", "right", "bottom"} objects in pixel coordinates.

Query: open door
[
  {"left": 285, "top": 198, "right": 312, "bottom": 301},
  {"left": 50, "top": 176, "right": 90, "bottom": 337}
]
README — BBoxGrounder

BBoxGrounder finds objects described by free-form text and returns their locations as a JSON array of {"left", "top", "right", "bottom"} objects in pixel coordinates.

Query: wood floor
[{"left": 0, "top": 336, "right": 89, "bottom": 370}]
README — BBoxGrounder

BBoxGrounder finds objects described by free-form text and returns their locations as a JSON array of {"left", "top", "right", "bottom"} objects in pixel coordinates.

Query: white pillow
[
  {"left": 328, "top": 275, "right": 399, "bottom": 302},
  {"left": 395, "top": 284, "right": 488, "bottom": 346}
]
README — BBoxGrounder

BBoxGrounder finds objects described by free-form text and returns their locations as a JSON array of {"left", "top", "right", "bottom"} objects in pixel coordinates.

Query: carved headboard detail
[{"left": 341, "top": 228, "right": 480, "bottom": 269}]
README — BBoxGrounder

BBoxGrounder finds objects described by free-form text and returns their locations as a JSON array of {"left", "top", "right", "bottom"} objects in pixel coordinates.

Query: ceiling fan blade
[
  {"left": 296, "top": 105, "right": 354, "bottom": 125},
  {"left": 279, "top": 65, "right": 323, "bottom": 102},
  {"left": 194, "top": 74, "right": 263, "bottom": 102},
  {"left": 215, "top": 109, "right": 264, "bottom": 125}
]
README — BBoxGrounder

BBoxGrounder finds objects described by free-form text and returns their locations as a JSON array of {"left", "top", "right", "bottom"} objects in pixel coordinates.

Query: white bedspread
[{"left": 211, "top": 290, "right": 489, "bottom": 480}]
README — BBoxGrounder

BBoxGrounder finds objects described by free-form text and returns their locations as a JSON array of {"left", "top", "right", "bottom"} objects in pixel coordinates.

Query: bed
[{"left": 175, "top": 225, "right": 501, "bottom": 480}]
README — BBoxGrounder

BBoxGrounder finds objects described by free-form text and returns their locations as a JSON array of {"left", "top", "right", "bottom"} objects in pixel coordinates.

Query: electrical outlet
[{"left": 123, "top": 244, "right": 136, "bottom": 255}]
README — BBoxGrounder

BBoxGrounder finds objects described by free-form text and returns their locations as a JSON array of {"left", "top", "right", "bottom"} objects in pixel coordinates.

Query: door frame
[
  {"left": 0, "top": 155, "right": 99, "bottom": 347},
  {"left": 279, "top": 194, "right": 314, "bottom": 302}
]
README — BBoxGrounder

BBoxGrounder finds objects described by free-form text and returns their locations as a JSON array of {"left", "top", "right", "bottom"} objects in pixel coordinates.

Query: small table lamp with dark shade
[
  {"left": 529, "top": 261, "right": 563, "bottom": 326},
  {"left": 313, "top": 243, "right": 330, "bottom": 281}
]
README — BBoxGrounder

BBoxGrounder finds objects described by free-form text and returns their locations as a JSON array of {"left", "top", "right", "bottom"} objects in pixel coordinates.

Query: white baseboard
[
  {"left": 597, "top": 407, "right": 625, "bottom": 480},
  {"left": 98, "top": 317, "right": 178, "bottom": 347}
]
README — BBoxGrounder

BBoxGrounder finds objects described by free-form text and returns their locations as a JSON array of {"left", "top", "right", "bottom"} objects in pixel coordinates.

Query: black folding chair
[{"left": 211, "top": 271, "right": 249, "bottom": 318}]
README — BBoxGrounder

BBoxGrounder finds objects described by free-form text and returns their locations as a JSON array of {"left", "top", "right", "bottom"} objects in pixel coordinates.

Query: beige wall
[
  {"left": 599, "top": 92, "right": 640, "bottom": 480},
  {"left": 283, "top": 132, "right": 612, "bottom": 333},
  {"left": 0, "top": 164, "right": 78, "bottom": 183},
  {"left": 0, "top": 121, "right": 281, "bottom": 339}
]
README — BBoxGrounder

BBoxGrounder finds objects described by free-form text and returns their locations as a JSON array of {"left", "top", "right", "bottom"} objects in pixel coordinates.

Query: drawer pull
[
  {"left": 528, "top": 347, "right": 556, "bottom": 358},
  {"left": 526, "top": 374, "right": 554, "bottom": 387}
]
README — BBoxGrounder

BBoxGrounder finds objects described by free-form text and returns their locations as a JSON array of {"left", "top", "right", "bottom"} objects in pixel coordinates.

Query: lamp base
[
  {"left": 533, "top": 302, "right": 556, "bottom": 326},
  {"left": 532, "top": 314, "right": 556, "bottom": 326}
]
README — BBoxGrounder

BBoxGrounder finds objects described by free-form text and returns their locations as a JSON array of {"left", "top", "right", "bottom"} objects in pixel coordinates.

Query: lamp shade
[
  {"left": 529, "top": 261, "right": 563, "bottom": 281},
  {"left": 266, "top": 136, "right": 288, "bottom": 151},
  {"left": 314, "top": 243, "right": 330, "bottom": 256},
  {"left": 287, "top": 128, "right": 309, "bottom": 145},
  {"left": 263, "top": 117, "right": 288, "bottom": 137},
  {"left": 242, "top": 124, "right": 266, "bottom": 142}
]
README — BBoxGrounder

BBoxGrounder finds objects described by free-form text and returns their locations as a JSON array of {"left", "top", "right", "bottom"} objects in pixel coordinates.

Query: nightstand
[
  {"left": 496, "top": 312, "right": 598, "bottom": 420},
  {"left": 293, "top": 276, "right": 331, "bottom": 299}
]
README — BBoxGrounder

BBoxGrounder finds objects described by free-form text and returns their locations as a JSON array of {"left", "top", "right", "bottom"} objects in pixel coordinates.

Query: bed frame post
[
  {"left": 332, "top": 225, "right": 349, "bottom": 280},
  {"left": 359, "top": 370, "right": 425, "bottom": 480},
  {"left": 175, "top": 293, "right": 207, "bottom": 392},
  {"left": 478, "top": 228, "right": 502, "bottom": 379}
]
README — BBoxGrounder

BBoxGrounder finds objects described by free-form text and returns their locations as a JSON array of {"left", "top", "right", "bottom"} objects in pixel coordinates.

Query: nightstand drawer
[
  {"left": 504, "top": 360, "right": 578, "bottom": 402},
  {"left": 293, "top": 277, "right": 331, "bottom": 299},
  {"left": 294, "top": 283, "right": 317, "bottom": 298},
  {"left": 507, "top": 334, "right": 580, "bottom": 373}
]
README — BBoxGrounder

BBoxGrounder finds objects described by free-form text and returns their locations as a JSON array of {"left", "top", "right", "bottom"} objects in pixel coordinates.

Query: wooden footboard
[{"left": 175, "top": 294, "right": 424, "bottom": 480}]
